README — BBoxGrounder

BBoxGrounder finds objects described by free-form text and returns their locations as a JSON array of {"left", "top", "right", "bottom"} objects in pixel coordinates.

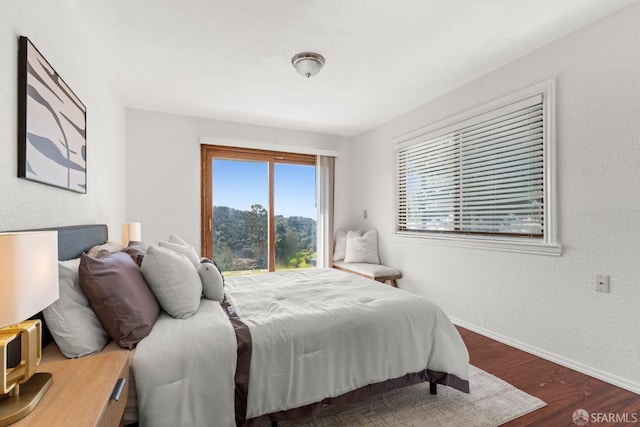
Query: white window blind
[{"left": 396, "top": 94, "right": 545, "bottom": 239}]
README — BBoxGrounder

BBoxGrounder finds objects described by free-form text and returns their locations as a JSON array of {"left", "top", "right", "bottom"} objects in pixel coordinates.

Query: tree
[
  {"left": 212, "top": 205, "right": 316, "bottom": 271},
  {"left": 244, "top": 204, "right": 268, "bottom": 269}
]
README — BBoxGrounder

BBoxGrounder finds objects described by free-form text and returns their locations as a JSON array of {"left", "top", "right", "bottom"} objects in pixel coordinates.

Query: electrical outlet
[
  {"left": 363, "top": 209, "right": 368, "bottom": 219},
  {"left": 595, "top": 275, "right": 610, "bottom": 293}
]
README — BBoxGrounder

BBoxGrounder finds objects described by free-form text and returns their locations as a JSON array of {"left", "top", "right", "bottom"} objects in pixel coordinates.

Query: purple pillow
[
  {"left": 79, "top": 252, "right": 159, "bottom": 349},
  {"left": 122, "top": 241, "right": 148, "bottom": 267}
]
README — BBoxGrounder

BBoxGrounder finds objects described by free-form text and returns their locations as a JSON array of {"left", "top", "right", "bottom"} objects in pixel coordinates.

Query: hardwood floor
[{"left": 457, "top": 326, "right": 640, "bottom": 426}]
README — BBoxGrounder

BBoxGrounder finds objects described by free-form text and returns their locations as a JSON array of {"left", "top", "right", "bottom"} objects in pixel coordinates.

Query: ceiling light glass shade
[{"left": 291, "top": 52, "right": 325, "bottom": 78}]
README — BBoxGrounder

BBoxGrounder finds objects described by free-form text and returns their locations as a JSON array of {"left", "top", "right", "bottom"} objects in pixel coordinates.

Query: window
[
  {"left": 201, "top": 145, "right": 328, "bottom": 273},
  {"left": 394, "top": 81, "right": 559, "bottom": 255}
]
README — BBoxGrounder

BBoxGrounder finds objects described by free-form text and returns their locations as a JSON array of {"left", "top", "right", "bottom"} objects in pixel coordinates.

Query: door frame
[{"left": 200, "top": 144, "right": 315, "bottom": 270}]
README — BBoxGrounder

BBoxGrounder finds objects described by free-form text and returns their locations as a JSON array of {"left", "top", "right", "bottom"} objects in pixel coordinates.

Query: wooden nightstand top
[{"left": 11, "top": 341, "right": 130, "bottom": 427}]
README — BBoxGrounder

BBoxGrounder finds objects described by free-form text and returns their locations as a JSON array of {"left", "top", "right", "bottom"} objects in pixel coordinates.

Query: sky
[{"left": 212, "top": 159, "right": 316, "bottom": 219}]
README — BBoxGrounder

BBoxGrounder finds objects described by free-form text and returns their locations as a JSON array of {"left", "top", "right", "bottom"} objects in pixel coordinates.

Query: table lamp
[
  {"left": 121, "top": 222, "right": 141, "bottom": 246},
  {"left": 0, "top": 231, "right": 59, "bottom": 426}
]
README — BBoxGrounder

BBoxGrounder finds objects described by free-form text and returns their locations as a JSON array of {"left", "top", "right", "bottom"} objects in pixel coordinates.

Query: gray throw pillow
[
  {"left": 168, "top": 234, "right": 190, "bottom": 246},
  {"left": 197, "top": 262, "right": 224, "bottom": 301},
  {"left": 43, "top": 258, "right": 110, "bottom": 358},
  {"left": 141, "top": 246, "right": 202, "bottom": 319},
  {"left": 158, "top": 240, "right": 200, "bottom": 267}
]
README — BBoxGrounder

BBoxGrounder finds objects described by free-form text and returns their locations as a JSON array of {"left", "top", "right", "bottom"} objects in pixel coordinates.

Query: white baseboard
[{"left": 451, "top": 318, "right": 640, "bottom": 395}]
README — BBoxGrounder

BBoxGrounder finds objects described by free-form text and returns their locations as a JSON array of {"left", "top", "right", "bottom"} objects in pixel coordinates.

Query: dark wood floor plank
[{"left": 456, "top": 326, "right": 639, "bottom": 426}]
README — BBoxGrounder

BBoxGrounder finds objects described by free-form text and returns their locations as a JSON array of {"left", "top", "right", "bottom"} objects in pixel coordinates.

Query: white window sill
[{"left": 390, "top": 232, "right": 562, "bottom": 256}]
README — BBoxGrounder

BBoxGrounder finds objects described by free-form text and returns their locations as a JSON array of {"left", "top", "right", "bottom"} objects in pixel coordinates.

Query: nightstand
[{"left": 11, "top": 341, "right": 130, "bottom": 427}]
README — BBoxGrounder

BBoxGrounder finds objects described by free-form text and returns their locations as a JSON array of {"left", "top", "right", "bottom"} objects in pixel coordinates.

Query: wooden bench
[{"left": 333, "top": 261, "right": 402, "bottom": 287}]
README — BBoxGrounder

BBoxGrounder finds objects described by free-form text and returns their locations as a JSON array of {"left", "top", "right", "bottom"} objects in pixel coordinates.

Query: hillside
[{"left": 213, "top": 204, "right": 316, "bottom": 271}]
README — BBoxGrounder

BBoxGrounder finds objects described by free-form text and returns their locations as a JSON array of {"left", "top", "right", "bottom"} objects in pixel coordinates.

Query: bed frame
[{"left": 7, "top": 224, "right": 447, "bottom": 426}]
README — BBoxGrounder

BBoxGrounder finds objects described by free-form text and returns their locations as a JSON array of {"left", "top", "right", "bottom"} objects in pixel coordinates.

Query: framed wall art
[{"left": 18, "top": 36, "right": 87, "bottom": 193}]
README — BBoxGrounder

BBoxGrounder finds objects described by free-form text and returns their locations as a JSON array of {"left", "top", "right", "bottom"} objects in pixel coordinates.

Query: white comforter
[{"left": 133, "top": 268, "right": 469, "bottom": 427}]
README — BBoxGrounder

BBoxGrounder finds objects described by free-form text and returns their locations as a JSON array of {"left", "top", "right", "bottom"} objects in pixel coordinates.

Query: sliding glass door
[
  {"left": 211, "top": 159, "right": 269, "bottom": 272},
  {"left": 274, "top": 163, "right": 317, "bottom": 270},
  {"left": 201, "top": 145, "right": 316, "bottom": 274}
]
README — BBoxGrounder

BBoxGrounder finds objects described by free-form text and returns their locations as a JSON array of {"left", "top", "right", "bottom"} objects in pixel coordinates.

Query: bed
[{"left": 24, "top": 224, "right": 469, "bottom": 427}]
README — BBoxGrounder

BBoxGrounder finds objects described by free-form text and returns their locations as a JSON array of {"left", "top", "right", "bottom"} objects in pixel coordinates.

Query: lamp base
[{"left": 0, "top": 372, "right": 52, "bottom": 426}]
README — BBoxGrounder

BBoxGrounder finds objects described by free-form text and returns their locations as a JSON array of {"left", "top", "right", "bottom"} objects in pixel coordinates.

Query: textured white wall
[
  {"left": 0, "top": 0, "right": 126, "bottom": 237},
  {"left": 125, "top": 109, "right": 350, "bottom": 251},
  {"left": 344, "top": 3, "right": 640, "bottom": 392}
]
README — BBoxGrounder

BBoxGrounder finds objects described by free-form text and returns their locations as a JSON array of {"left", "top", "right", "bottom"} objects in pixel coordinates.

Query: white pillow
[
  {"left": 168, "top": 234, "right": 190, "bottom": 246},
  {"left": 43, "top": 258, "right": 110, "bottom": 358},
  {"left": 158, "top": 240, "right": 200, "bottom": 267},
  {"left": 197, "top": 262, "right": 224, "bottom": 301},
  {"left": 344, "top": 230, "right": 380, "bottom": 264},
  {"left": 141, "top": 246, "right": 202, "bottom": 319},
  {"left": 333, "top": 230, "right": 347, "bottom": 261}
]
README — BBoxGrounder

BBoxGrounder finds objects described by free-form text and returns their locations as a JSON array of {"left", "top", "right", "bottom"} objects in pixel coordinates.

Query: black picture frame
[{"left": 18, "top": 36, "right": 87, "bottom": 193}]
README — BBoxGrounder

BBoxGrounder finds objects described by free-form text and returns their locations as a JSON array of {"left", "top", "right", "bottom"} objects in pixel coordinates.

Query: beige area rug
[{"left": 281, "top": 365, "right": 546, "bottom": 426}]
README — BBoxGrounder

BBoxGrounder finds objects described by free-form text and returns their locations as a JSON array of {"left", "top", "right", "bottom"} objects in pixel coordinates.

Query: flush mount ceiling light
[{"left": 291, "top": 52, "right": 325, "bottom": 78}]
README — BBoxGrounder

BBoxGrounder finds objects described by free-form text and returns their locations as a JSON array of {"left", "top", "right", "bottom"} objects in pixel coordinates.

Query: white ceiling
[{"left": 69, "top": 0, "right": 637, "bottom": 137}]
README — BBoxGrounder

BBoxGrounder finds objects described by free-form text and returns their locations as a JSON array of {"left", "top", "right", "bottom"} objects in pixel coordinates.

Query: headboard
[
  {"left": 48, "top": 224, "right": 108, "bottom": 261},
  {"left": 6, "top": 224, "right": 108, "bottom": 366}
]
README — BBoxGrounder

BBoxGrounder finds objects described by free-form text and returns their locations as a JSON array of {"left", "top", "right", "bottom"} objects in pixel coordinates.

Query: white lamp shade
[
  {"left": 0, "top": 231, "right": 59, "bottom": 329},
  {"left": 121, "top": 222, "right": 141, "bottom": 245}
]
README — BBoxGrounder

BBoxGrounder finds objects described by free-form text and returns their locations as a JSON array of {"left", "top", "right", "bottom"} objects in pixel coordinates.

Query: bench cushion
[{"left": 333, "top": 261, "right": 401, "bottom": 279}]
